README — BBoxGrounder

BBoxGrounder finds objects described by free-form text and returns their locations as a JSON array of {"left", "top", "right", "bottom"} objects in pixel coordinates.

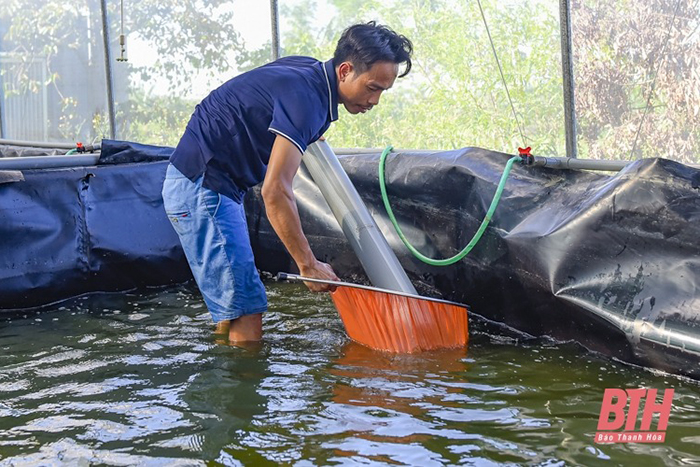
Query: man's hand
[{"left": 299, "top": 260, "right": 339, "bottom": 292}]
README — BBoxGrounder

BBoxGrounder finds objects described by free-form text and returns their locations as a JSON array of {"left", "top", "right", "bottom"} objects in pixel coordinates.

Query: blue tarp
[{"left": 0, "top": 140, "right": 188, "bottom": 308}]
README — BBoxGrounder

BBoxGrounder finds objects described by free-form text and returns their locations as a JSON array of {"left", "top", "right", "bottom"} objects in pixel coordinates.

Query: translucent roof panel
[
  {"left": 2, "top": 0, "right": 698, "bottom": 165},
  {"left": 572, "top": 0, "right": 700, "bottom": 163},
  {"left": 114, "top": 1, "right": 272, "bottom": 146},
  {"left": 0, "top": 0, "right": 272, "bottom": 146},
  {"left": 0, "top": 0, "right": 110, "bottom": 144},
  {"left": 278, "top": 0, "right": 566, "bottom": 155}
]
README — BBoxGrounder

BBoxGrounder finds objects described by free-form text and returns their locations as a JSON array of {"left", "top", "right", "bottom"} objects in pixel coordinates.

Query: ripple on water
[{"left": 0, "top": 283, "right": 696, "bottom": 465}]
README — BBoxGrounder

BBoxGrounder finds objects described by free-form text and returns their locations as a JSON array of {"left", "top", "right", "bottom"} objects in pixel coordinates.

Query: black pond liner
[{"left": 1, "top": 139, "right": 698, "bottom": 378}]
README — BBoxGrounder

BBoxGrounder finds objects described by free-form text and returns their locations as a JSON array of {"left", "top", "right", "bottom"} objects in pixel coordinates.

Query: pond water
[{"left": 0, "top": 282, "right": 698, "bottom": 465}]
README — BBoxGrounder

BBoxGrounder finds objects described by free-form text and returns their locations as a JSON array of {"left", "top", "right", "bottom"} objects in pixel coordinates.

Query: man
[{"left": 161, "top": 22, "right": 413, "bottom": 342}]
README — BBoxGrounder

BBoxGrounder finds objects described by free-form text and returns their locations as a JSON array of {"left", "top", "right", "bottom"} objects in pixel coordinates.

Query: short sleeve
[{"left": 268, "top": 88, "right": 326, "bottom": 155}]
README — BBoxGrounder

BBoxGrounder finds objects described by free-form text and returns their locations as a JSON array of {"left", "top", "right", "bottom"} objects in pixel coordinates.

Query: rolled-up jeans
[{"left": 161, "top": 163, "right": 267, "bottom": 323}]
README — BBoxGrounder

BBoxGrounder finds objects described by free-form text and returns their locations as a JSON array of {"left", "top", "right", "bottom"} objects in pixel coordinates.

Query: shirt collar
[{"left": 323, "top": 59, "right": 339, "bottom": 122}]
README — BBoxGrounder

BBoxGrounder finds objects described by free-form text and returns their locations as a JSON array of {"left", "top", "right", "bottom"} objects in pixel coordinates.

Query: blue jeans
[{"left": 161, "top": 163, "right": 267, "bottom": 323}]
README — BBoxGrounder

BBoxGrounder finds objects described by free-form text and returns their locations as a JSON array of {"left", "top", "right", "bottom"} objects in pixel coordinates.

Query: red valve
[{"left": 518, "top": 146, "right": 532, "bottom": 156}]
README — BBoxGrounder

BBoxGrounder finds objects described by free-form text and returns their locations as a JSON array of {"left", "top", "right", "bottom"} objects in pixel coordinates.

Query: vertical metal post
[
  {"left": 0, "top": 81, "right": 5, "bottom": 139},
  {"left": 559, "top": 0, "right": 578, "bottom": 158},
  {"left": 0, "top": 34, "right": 5, "bottom": 139},
  {"left": 99, "top": 0, "right": 117, "bottom": 139},
  {"left": 41, "top": 59, "right": 48, "bottom": 141},
  {"left": 270, "top": 0, "right": 281, "bottom": 61}
]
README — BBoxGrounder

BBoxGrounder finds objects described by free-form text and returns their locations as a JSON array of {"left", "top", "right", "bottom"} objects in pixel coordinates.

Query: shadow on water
[{"left": 0, "top": 282, "right": 697, "bottom": 465}]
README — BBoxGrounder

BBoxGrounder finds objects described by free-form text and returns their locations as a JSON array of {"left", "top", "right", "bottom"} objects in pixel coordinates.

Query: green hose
[
  {"left": 65, "top": 149, "right": 78, "bottom": 155},
  {"left": 378, "top": 146, "right": 522, "bottom": 266}
]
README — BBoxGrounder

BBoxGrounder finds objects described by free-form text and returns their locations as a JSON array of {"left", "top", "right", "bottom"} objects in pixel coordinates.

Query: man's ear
[{"left": 338, "top": 61, "right": 354, "bottom": 82}]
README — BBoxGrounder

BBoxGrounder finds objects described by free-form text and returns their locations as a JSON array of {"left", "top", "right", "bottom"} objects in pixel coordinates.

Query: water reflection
[
  {"left": 182, "top": 344, "right": 271, "bottom": 461},
  {"left": 331, "top": 341, "right": 469, "bottom": 411},
  {"left": 323, "top": 342, "right": 470, "bottom": 464},
  {"left": 0, "top": 285, "right": 697, "bottom": 465}
]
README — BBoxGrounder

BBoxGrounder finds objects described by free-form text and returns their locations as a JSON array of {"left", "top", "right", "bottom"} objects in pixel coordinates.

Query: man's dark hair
[{"left": 333, "top": 21, "right": 413, "bottom": 78}]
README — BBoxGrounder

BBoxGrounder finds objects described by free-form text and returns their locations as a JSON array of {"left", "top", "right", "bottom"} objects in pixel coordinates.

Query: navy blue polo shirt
[{"left": 170, "top": 56, "right": 339, "bottom": 202}]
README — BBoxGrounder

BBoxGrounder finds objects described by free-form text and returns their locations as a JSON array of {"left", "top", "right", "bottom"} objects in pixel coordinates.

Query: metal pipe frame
[
  {"left": 0, "top": 139, "right": 79, "bottom": 149},
  {"left": 270, "top": 0, "right": 281, "bottom": 60},
  {"left": 533, "top": 156, "right": 628, "bottom": 171},
  {"left": 0, "top": 154, "right": 100, "bottom": 170},
  {"left": 99, "top": 0, "right": 117, "bottom": 139},
  {"left": 0, "top": 62, "right": 4, "bottom": 139},
  {"left": 334, "top": 148, "right": 700, "bottom": 172},
  {"left": 559, "top": 0, "right": 578, "bottom": 158}
]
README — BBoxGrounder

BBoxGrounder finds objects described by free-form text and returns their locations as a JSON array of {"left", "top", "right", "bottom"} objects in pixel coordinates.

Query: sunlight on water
[{"left": 0, "top": 282, "right": 698, "bottom": 465}]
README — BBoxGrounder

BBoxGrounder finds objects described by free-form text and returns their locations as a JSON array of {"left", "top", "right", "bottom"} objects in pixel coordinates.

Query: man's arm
[{"left": 262, "top": 135, "right": 339, "bottom": 292}]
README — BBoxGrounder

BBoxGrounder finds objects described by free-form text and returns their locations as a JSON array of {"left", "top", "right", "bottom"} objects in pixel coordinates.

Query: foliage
[
  {"left": 1, "top": 0, "right": 96, "bottom": 141},
  {"left": 1, "top": 0, "right": 699, "bottom": 163},
  {"left": 0, "top": 0, "right": 244, "bottom": 142},
  {"left": 117, "top": 89, "right": 196, "bottom": 146},
  {"left": 572, "top": 0, "right": 700, "bottom": 163},
  {"left": 240, "top": 0, "right": 700, "bottom": 162},
  {"left": 124, "top": 0, "right": 243, "bottom": 93},
  {"left": 238, "top": 0, "right": 565, "bottom": 155}
]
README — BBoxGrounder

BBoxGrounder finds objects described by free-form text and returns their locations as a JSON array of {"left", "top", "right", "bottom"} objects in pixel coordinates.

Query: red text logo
[{"left": 595, "top": 388, "right": 673, "bottom": 443}]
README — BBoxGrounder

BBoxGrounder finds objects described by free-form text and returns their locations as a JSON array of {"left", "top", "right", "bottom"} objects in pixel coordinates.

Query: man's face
[{"left": 337, "top": 61, "right": 399, "bottom": 114}]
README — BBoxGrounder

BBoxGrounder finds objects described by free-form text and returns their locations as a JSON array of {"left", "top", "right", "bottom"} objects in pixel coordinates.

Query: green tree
[
  {"left": 239, "top": 0, "right": 565, "bottom": 155},
  {"left": 241, "top": 0, "right": 700, "bottom": 163},
  {"left": 0, "top": 0, "right": 247, "bottom": 144},
  {"left": 4, "top": 0, "right": 698, "bottom": 162}
]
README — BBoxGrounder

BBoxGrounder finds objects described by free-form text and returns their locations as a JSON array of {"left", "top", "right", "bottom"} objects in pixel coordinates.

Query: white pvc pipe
[
  {"left": 0, "top": 155, "right": 99, "bottom": 170},
  {"left": 303, "top": 141, "right": 417, "bottom": 294}
]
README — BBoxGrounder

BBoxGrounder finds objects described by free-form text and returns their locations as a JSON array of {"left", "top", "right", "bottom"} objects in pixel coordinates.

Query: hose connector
[{"left": 518, "top": 146, "right": 534, "bottom": 165}]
